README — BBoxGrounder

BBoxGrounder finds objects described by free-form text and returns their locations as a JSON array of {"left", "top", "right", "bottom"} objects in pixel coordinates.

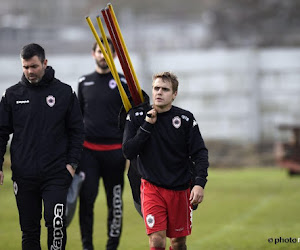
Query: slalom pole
[
  {"left": 102, "top": 8, "right": 141, "bottom": 106},
  {"left": 86, "top": 16, "right": 112, "bottom": 70},
  {"left": 96, "top": 15, "right": 117, "bottom": 78},
  {"left": 86, "top": 16, "right": 131, "bottom": 112},
  {"left": 108, "top": 3, "right": 144, "bottom": 103}
]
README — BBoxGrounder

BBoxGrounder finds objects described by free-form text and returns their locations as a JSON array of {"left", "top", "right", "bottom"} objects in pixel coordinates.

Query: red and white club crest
[
  {"left": 172, "top": 116, "right": 181, "bottom": 129},
  {"left": 46, "top": 95, "right": 55, "bottom": 107},
  {"left": 146, "top": 214, "right": 155, "bottom": 228}
]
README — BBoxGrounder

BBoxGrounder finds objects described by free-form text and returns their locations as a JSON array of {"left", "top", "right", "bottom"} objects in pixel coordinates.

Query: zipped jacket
[{"left": 0, "top": 66, "right": 84, "bottom": 178}]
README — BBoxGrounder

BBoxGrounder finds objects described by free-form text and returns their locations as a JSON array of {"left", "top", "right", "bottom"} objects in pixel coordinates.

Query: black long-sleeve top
[
  {"left": 77, "top": 71, "right": 129, "bottom": 144},
  {"left": 0, "top": 66, "right": 84, "bottom": 177},
  {"left": 123, "top": 105, "right": 209, "bottom": 190}
]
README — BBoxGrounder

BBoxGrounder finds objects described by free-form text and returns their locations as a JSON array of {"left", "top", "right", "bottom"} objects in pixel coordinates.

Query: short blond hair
[{"left": 152, "top": 72, "right": 179, "bottom": 93}]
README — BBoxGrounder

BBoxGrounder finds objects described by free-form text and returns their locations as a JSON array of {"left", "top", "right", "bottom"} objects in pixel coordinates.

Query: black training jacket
[
  {"left": 123, "top": 105, "right": 209, "bottom": 190},
  {"left": 0, "top": 66, "right": 84, "bottom": 178}
]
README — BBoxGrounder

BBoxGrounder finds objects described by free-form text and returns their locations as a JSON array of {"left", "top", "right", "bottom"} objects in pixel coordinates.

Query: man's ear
[
  {"left": 172, "top": 91, "right": 177, "bottom": 101},
  {"left": 92, "top": 50, "right": 96, "bottom": 59},
  {"left": 43, "top": 59, "right": 48, "bottom": 68}
]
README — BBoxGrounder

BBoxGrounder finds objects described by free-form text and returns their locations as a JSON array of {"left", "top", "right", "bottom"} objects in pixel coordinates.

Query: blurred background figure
[
  {"left": 76, "top": 38, "right": 129, "bottom": 250},
  {"left": 274, "top": 124, "right": 300, "bottom": 175}
]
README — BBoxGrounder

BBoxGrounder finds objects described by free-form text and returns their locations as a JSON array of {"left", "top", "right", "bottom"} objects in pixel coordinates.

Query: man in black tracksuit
[
  {"left": 0, "top": 43, "right": 84, "bottom": 250},
  {"left": 76, "top": 39, "right": 129, "bottom": 250},
  {"left": 122, "top": 72, "right": 209, "bottom": 250}
]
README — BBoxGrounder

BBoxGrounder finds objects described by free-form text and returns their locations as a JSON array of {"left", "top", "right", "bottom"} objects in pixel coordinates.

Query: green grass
[{"left": 1, "top": 163, "right": 300, "bottom": 249}]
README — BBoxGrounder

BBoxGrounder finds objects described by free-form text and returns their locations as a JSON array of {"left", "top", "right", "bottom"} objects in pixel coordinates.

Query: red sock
[
  {"left": 150, "top": 248, "right": 165, "bottom": 250},
  {"left": 169, "top": 247, "right": 173, "bottom": 250}
]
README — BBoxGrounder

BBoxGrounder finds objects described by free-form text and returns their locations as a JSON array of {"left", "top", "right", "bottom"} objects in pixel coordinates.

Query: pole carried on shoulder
[
  {"left": 86, "top": 16, "right": 132, "bottom": 112},
  {"left": 86, "top": 3, "right": 145, "bottom": 111}
]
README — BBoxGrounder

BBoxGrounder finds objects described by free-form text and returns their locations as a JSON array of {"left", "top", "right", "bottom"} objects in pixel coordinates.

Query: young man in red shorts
[{"left": 123, "top": 72, "right": 209, "bottom": 250}]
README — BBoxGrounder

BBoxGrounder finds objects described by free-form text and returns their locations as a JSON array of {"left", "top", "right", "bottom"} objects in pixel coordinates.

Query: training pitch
[{"left": 0, "top": 164, "right": 300, "bottom": 249}]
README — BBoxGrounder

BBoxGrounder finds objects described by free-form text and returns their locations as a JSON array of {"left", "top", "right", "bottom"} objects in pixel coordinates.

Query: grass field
[{"left": 1, "top": 163, "right": 300, "bottom": 250}]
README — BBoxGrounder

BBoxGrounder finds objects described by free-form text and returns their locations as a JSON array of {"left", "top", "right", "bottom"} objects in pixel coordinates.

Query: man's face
[
  {"left": 152, "top": 77, "right": 177, "bottom": 110},
  {"left": 93, "top": 44, "right": 114, "bottom": 70},
  {"left": 22, "top": 56, "right": 47, "bottom": 84}
]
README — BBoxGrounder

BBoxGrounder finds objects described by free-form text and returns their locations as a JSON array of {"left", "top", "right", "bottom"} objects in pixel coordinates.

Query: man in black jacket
[
  {"left": 123, "top": 72, "right": 209, "bottom": 250},
  {"left": 0, "top": 43, "right": 84, "bottom": 250}
]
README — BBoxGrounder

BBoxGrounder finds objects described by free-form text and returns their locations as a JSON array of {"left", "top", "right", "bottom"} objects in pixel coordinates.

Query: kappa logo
[
  {"left": 181, "top": 115, "right": 189, "bottom": 122},
  {"left": 126, "top": 114, "right": 131, "bottom": 121},
  {"left": 109, "top": 79, "right": 117, "bottom": 89},
  {"left": 172, "top": 116, "right": 181, "bottom": 129},
  {"left": 16, "top": 100, "right": 29, "bottom": 104},
  {"left": 135, "top": 111, "right": 144, "bottom": 117},
  {"left": 146, "top": 214, "right": 155, "bottom": 228},
  {"left": 1, "top": 91, "right": 5, "bottom": 102},
  {"left": 51, "top": 204, "right": 64, "bottom": 250},
  {"left": 83, "top": 81, "right": 95, "bottom": 86},
  {"left": 109, "top": 185, "right": 122, "bottom": 237},
  {"left": 46, "top": 95, "right": 55, "bottom": 107},
  {"left": 120, "top": 77, "right": 127, "bottom": 84},
  {"left": 193, "top": 120, "right": 198, "bottom": 127},
  {"left": 189, "top": 205, "right": 193, "bottom": 228},
  {"left": 13, "top": 181, "right": 18, "bottom": 195},
  {"left": 78, "top": 76, "right": 86, "bottom": 83}
]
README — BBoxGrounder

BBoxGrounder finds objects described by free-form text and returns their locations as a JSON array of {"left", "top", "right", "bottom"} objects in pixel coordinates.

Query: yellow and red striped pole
[
  {"left": 86, "top": 16, "right": 132, "bottom": 112},
  {"left": 102, "top": 7, "right": 142, "bottom": 106},
  {"left": 107, "top": 3, "right": 144, "bottom": 103},
  {"left": 86, "top": 3, "right": 145, "bottom": 111}
]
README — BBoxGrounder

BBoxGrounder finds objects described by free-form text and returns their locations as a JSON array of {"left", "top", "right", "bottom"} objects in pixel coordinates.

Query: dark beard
[{"left": 96, "top": 59, "right": 109, "bottom": 70}]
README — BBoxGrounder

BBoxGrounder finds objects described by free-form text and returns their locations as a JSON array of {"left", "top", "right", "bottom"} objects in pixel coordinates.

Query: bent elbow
[{"left": 122, "top": 143, "right": 134, "bottom": 160}]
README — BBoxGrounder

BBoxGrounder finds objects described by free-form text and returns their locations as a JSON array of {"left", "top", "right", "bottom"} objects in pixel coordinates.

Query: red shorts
[{"left": 140, "top": 179, "right": 192, "bottom": 238}]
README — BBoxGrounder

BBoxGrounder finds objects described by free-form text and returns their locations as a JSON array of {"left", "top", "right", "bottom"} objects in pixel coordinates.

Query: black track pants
[
  {"left": 13, "top": 169, "right": 72, "bottom": 250},
  {"left": 78, "top": 148, "right": 125, "bottom": 250}
]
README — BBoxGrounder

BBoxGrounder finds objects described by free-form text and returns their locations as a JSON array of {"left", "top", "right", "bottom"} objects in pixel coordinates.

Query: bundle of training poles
[{"left": 86, "top": 3, "right": 144, "bottom": 112}]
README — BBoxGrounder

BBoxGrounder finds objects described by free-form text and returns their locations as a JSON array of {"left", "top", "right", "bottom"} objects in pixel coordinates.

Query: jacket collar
[{"left": 20, "top": 66, "right": 55, "bottom": 87}]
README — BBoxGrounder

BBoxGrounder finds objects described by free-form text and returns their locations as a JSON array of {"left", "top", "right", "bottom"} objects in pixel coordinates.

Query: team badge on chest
[
  {"left": 46, "top": 95, "right": 55, "bottom": 107},
  {"left": 109, "top": 79, "right": 117, "bottom": 89},
  {"left": 172, "top": 116, "right": 181, "bottom": 129}
]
